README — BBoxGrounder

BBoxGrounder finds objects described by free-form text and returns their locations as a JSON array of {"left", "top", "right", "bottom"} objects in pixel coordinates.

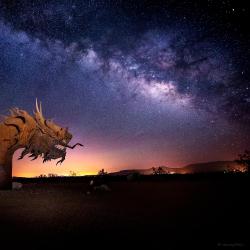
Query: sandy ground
[{"left": 0, "top": 176, "right": 248, "bottom": 249}]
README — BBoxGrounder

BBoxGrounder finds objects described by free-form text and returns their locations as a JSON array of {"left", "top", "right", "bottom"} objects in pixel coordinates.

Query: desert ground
[{"left": 0, "top": 174, "right": 248, "bottom": 249}]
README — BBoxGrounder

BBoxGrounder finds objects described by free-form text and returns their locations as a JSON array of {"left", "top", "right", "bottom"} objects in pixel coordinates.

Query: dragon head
[{"left": 18, "top": 99, "right": 83, "bottom": 165}]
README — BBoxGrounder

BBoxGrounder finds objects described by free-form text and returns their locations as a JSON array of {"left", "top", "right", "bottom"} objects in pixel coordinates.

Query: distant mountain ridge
[{"left": 110, "top": 161, "right": 245, "bottom": 175}]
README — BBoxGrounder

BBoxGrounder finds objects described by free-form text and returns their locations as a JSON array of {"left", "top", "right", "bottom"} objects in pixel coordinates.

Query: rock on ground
[
  {"left": 93, "top": 184, "right": 111, "bottom": 192},
  {"left": 12, "top": 182, "right": 23, "bottom": 190}
]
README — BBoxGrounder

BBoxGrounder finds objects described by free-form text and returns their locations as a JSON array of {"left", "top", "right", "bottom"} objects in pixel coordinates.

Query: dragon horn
[
  {"left": 40, "top": 101, "right": 42, "bottom": 115},
  {"left": 35, "top": 98, "right": 40, "bottom": 113}
]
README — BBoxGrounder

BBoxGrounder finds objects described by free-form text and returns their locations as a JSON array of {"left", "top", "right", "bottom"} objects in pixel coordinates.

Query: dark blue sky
[{"left": 0, "top": 0, "right": 249, "bottom": 175}]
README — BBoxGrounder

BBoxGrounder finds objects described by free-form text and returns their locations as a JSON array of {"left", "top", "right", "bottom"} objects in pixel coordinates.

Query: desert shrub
[
  {"left": 37, "top": 174, "right": 47, "bottom": 178},
  {"left": 69, "top": 171, "right": 77, "bottom": 176},
  {"left": 235, "top": 150, "right": 250, "bottom": 172},
  {"left": 98, "top": 169, "right": 108, "bottom": 175},
  {"left": 152, "top": 166, "right": 168, "bottom": 175},
  {"left": 48, "top": 173, "right": 58, "bottom": 177}
]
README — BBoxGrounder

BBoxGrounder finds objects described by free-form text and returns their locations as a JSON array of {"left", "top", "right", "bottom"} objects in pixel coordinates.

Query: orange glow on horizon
[
  {"left": 12, "top": 145, "right": 180, "bottom": 177},
  {"left": 13, "top": 148, "right": 105, "bottom": 177},
  {"left": 12, "top": 142, "right": 237, "bottom": 177}
]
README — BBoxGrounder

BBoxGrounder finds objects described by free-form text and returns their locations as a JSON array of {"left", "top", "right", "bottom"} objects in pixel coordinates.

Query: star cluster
[{"left": 0, "top": 0, "right": 249, "bottom": 175}]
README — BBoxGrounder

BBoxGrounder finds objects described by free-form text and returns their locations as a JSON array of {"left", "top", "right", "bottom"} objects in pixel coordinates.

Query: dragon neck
[
  {"left": 0, "top": 140, "right": 14, "bottom": 189},
  {"left": 0, "top": 112, "right": 37, "bottom": 189}
]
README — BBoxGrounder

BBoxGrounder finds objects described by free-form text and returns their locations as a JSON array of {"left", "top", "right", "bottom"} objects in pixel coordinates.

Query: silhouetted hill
[
  {"left": 182, "top": 161, "right": 243, "bottom": 173},
  {"left": 110, "top": 161, "right": 245, "bottom": 175}
]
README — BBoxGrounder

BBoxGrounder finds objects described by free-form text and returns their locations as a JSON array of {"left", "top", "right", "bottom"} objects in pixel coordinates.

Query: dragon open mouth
[
  {"left": 55, "top": 144, "right": 66, "bottom": 151},
  {"left": 42, "top": 142, "right": 83, "bottom": 165}
]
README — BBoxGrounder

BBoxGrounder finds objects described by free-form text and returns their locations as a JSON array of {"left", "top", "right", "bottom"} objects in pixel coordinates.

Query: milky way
[{"left": 0, "top": 1, "right": 249, "bottom": 175}]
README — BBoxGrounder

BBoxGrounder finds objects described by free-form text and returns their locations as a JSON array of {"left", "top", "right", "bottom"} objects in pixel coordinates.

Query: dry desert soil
[{"left": 0, "top": 175, "right": 248, "bottom": 249}]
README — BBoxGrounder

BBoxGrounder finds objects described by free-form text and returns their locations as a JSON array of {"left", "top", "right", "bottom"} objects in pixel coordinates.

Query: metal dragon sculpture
[{"left": 0, "top": 100, "right": 83, "bottom": 189}]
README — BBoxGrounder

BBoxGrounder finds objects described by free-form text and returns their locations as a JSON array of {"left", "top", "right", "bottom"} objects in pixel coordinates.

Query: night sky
[{"left": 0, "top": 0, "right": 249, "bottom": 176}]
